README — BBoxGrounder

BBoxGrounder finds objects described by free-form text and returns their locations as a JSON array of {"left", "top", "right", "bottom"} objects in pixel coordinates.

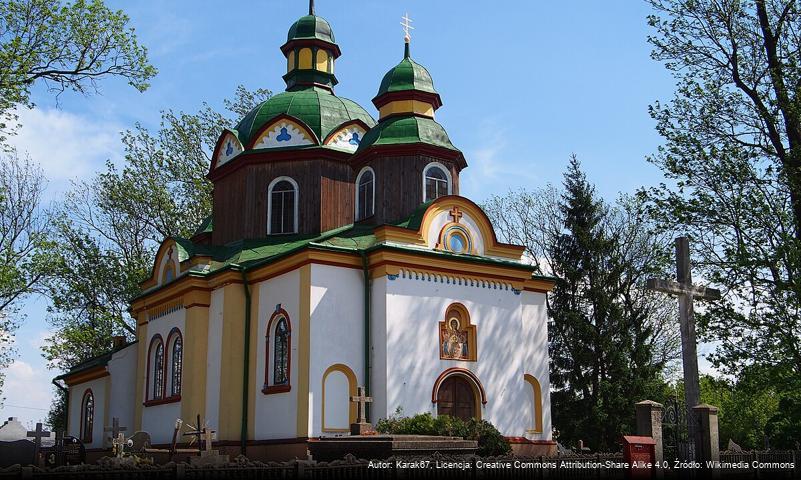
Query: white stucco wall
[
  {"left": 205, "top": 287, "right": 224, "bottom": 430},
  {"left": 141, "top": 307, "right": 185, "bottom": 444},
  {"left": 106, "top": 344, "right": 138, "bottom": 441},
  {"left": 521, "top": 291, "right": 552, "bottom": 439},
  {"left": 375, "top": 271, "right": 551, "bottom": 439},
  {"left": 309, "top": 264, "right": 364, "bottom": 437},
  {"left": 67, "top": 377, "right": 107, "bottom": 447},
  {"left": 253, "top": 269, "right": 300, "bottom": 439}
]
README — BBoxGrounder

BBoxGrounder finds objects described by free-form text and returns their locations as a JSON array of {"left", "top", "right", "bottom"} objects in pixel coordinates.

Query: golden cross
[
  {"left": 401, "top": 13, "right": 414, "bottom": 43},
  {"left": 449, "top": 206, "right": 463, "bottom": 223}
]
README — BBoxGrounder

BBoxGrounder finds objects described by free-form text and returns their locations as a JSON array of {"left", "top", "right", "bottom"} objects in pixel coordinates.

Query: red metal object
[{"left": 622, "top": 436, "right": 656, "bottom": 478}]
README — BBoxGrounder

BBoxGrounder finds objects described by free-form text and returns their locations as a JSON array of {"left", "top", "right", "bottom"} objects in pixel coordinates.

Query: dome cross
[{"left": 401, "top": 13, "right": 414, "bottom": 43}]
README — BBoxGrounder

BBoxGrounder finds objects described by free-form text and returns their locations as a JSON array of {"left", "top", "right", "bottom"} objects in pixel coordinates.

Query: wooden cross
[
  {"left": 646, "top": 236, "right": 720, "bottom": 457},
  {"left": 104, "top": 417, "right": 127, "bottom": 442},
  {"left": 27, "top": 422, "right": 50, "bottom": 465},
  {"left": 449, "top": 206, "right": 463, "bottom": 223},
  {"left": 350, "top": 386, "right": 373, "bottom": 424},
  {"left": 401, "top": 12, "right": 414, "bottom": 42}
]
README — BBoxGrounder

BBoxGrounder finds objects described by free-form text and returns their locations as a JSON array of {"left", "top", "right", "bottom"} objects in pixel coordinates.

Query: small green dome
[
  {"left": 356, "top": 116, "right": 459, "bottom": 152},
  {"left": 287, "top": 15, "right": 336, "bottom": 44},
  {"left": 376, "top": 57, "right": 437, "bottom": 98},
  {"left": 234, "top": 88, "right": 376, "bottom": 148}
]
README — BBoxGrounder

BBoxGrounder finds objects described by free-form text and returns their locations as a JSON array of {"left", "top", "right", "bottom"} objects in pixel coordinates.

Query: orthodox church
[{"left": 54, "top": 4, "right": 556, "bottom": 459}]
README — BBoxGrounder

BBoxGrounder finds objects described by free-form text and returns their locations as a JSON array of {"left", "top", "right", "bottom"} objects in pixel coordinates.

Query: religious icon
[{"left": 440, "top": 315, "right": 470, "bottom": 360}]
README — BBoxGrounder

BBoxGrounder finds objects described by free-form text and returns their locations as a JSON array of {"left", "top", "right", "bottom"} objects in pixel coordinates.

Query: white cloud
[
  {"left": 1, "top": 359, "right": 53, "bottom": 426},
  {"left": 8, "top": 107, "right": 123, "bottom": 198}
]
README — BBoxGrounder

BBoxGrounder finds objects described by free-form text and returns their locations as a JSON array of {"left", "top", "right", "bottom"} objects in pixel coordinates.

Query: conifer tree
[{"left": 548, "top": 157, "right": 664, "bottom": 451}]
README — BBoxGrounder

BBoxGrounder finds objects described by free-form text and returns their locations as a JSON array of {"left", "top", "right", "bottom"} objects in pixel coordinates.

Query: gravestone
[
  {"left": 0, "top": 440, "right": 35, "bottom": 467},
  {"left": 27, "top": 422, "right": 50, "bottom": 466}
]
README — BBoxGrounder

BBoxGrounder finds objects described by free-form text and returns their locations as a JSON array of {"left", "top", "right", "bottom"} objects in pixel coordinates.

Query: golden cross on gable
[
  {"left": 449, "top": 206, "right": 463, "bottom": 223},
  {"left": 401, "top": 12, "right": 414, "bottom": 43}
]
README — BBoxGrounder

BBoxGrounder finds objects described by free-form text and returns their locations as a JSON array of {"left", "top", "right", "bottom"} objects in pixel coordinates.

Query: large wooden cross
[
  {"left": 350, "top": 386, "right": 373, "bottom": 424},
  {"left": 27, "top": 422, "right": 50, "bottom": 465},
  {"left": 647, "top": 236, "right": 720, "bottom": 454}
]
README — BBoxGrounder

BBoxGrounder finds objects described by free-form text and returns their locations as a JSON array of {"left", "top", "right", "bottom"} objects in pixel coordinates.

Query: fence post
[{"left": 635, "top": 400, "right": 664, "bottom": 465}]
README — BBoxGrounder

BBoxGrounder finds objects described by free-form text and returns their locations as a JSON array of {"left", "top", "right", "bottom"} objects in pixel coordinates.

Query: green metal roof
[
  {"left": 194, "top": 215, "right": 213, "bottom": 236},
  {"left": 287, "top": 15, "right": 336, "bottom": 45},
  {"left": 376, "top": 56, "right": 437, "bottom": 97},
  {"left": 356, "top": 115, "right": 459, "bottom": 152},
  {"left": 233, "top": 88, "right": 375, "bottom": 148}
]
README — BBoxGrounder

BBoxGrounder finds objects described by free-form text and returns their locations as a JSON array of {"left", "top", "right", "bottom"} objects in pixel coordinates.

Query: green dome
[
  {"left": 356, "top": 115, "right": 458, "bottom": 152},
  {"left": 376, "top": 57, "right": 437, "bottom": 98},
  {"left": 287, "top": 15, "right": 336, "bottom": 44},
  {"left": 234, "top": 88, "right": 376, "bottom": 148}
]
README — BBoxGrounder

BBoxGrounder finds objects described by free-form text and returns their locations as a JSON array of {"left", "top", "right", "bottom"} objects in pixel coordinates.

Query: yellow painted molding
[
  {"left": 296, "top": 265, "right": 311, "bottom": 437},
  {"left": 218, "top": 284, "right": 246, "bottom": 441},
  {"left": 321, "top": 364, "right": 357, "bottom": 432},
  {"left": 247, "top": 282, "right": 259, "bottom": 440},
  {"left": 374, "top": 225, "right": 425, "bottom": 245},
  {"left": 524, "top": 374, "right": 544, "bottom": 434},
  {"left": 379, "top": 100, "right": 435, "bottom": 119},
  {"left": 181, "top": 305, "right": 209, "bottom": 428},
  {"left": 134, "top": 321, "right": 147, "bottom": 431},
  {"left": 417, "top": 197, "right": 526, "bottom": 260}
]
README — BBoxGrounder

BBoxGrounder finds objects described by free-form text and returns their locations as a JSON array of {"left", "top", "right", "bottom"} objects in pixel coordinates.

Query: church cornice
[{"left": 350, "top": 142, "right": 466, "bottom": 170}]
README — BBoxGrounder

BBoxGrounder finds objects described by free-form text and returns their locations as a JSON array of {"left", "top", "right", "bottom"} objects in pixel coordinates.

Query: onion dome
[
  {"left": 357, "top": 41, "right": 459, "bottom": 155},
  {"left": 234, "top": 88, "right": 375, "bottom": 149},
  {"left": 280, "top": 2, "right": 341, "bottom": 91}
]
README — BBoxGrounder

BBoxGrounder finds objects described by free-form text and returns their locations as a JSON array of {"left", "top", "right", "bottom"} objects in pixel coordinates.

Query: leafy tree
[
  {"left": 43, "top": 87, "right": 269, "bottom": 416},
  {"left": 645, "top": 0, "right": 801, "bottom": 445},
  {"left": 0, "top": 149, "right": 51, "bottom": 401},
  {"left": 0, "top": 0, "right": 157, "bottom": 143},
  {"left": 485, "top": 156, "right": 678, "bottom": 451}
]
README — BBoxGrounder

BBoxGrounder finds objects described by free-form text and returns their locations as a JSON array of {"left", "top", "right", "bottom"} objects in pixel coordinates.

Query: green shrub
[{"left": 375, "top": 412, "right": 511, "bottom": 457}]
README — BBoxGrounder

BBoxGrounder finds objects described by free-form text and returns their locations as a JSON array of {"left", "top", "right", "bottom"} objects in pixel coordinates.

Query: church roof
[
  {"left": 376, "top": 55, "right": 438, "bottom": 97},
  {"left": 286, "top": 15, "right": 336, "bottom": 45},
  {"left": 233, "top": 88, "right": 376, "bottom": 148},
  {"left": 356, "top": 115, "right": 459, "bottom": 152}
]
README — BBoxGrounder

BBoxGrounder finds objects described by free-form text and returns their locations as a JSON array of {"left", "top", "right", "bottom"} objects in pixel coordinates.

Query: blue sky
[{"left": 1, "top": 0, "right": 698, "bottom": 427}]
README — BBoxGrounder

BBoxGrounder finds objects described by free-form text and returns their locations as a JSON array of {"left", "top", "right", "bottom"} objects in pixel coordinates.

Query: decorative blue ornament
[
  {"left": 348, "top": 132, "right": 360, "bottom": 145},
  {"left": 277, "top": 127, "right": 292, "bottom": 142},
  {"left": 225, "top": 141, "right": 234, "bottom": 156}
]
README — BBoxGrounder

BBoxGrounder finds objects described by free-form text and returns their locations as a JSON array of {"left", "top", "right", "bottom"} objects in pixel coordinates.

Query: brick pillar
[
  {"left": 692, "top": 404, "right": 720, "bottom": 466},
  {"left": 635, "top": 400, "right": 663, "bottom": 464}
]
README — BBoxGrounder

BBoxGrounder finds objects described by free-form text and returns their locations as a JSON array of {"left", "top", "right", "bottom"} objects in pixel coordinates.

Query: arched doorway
[{"left": 436, "top": 376, "right": 476, "bottom": 420}]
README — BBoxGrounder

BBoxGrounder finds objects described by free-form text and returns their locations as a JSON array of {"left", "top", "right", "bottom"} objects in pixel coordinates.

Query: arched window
[
  {"left": 355, "top": 168, "right": 375, "bottom": 221},
  {"left": 167, "top": 329, "right": 183, "bottom": 397},
  {"left": 263, "top": 309, "right": 292, "bottom": 394},
  {"left": 423, "top": 163, "right": 451, "bottom": 202},
  {"left": 273, "top": 318, "right": 289, "bottom": 384},
  {"left": 147, "top": 336, "right": 165, "bottom": 400},
  {"left": 80, "top": 389, "right": 94, "bottom": 443},
  {"left": 268, "top": 177, "right": 298, "bottom": 235}
]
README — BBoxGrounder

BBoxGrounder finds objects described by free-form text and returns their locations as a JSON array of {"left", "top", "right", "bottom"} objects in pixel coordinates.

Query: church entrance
[{"left": 436, "top": 376, "right": 476, "bottom": 420}]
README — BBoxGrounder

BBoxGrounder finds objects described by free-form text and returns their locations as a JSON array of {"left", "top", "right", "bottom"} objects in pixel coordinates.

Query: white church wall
[
  {"left": 141, "top": 308, "right": 185, "bottom": 444},
  {"left": 68, "top": 377, "right": 107, "bottom": 447},
  {"left": 381, "top": 272, "right": 551, "bottom": 439},
  {"left": 370, "top": 277, "right": 389, "bottom": 423},
  {"left": 205, "top": 287, "right": 224, "bottom": 431},
  {"left": 521, "top": 291, "right": 551, "bottom": 439},
  {"left": 253, "top": 269, "right": 300, "bottom": 440},
  {"left": 107, "top": 344, "right": 138, "bottom": 441},
  {"left": 308, "top": 264, "right": 364, "bottom": 437}
]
